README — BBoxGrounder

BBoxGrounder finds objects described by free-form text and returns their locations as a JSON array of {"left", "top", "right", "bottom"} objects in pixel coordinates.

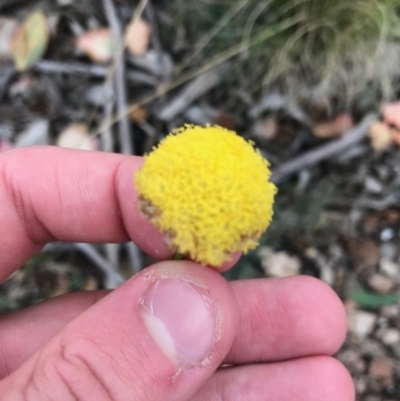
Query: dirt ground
[{"left": 1, "top": 1, "right": 400, "bottom": 400}]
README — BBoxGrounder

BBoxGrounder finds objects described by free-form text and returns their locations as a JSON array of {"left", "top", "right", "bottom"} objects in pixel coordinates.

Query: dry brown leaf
[
  {"left": 381, "top": 102, "right": 400, "bottom": 130},
  {"left": 368, "top": 121, "right": 394, "bottom": 151},
  {"left": 124, "top": 18, "right": 151, "bottom": 56},
  {"left": 57, "top": 123, "right": 97, "bottom": 151},
  {"left": 76, "top": 28, "right": 114, "bottom": 64},
  {"left": 10, "top": 11, "right": 49, "bottom": 71},
  {"left": 344, "top": 238, "right": 380, "bottom": 267},
  {"left": 129, "top": 104, "right": 149, "bottom": 123},
  {"left": 253, "top": 118, "right": 278, "bottom": 140},
  {"left": 214, "top": 113, "right": 236, "bottom": 131},
  {"left": 313, "top": 113, "right": 354, "bottom": 139}
]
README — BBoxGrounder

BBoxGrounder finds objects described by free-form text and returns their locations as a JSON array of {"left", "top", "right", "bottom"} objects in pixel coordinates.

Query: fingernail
[{"left": 140, "top": 278, "right": 217, "bottom": 368}]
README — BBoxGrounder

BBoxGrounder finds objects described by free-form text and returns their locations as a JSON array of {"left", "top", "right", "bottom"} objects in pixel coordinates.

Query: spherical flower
[{"left": 134, "top": 124, "right": 277, "bottom": 267}]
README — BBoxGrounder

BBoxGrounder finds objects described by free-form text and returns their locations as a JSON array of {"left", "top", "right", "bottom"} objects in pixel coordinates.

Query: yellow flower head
[{"left": 135, "top": 125, "right": 277, "bottom": 267}]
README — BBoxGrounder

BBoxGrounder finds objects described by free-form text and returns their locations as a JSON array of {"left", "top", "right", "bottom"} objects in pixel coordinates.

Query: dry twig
[
  {"left": 271, "top": 114, "right": 377, "bottom": 184},
  {"left": 102, "top": 0, "right": 133, "bottom": 155},
  {"left": 158, "top": 63, "right": 231, "bottom": 121}
]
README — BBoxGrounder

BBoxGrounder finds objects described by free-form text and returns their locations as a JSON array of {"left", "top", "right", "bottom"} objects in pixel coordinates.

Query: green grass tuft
[{"left": 168, "top": 0, "right": 400, "bottom": 103}]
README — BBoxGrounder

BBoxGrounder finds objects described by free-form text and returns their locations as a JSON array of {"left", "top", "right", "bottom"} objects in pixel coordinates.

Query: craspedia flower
[{"left": 135, "top": 125, "right": 277, "bottom": 267}]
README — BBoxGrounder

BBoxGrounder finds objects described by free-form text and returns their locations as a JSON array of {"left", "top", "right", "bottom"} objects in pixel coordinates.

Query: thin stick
[
  {"left": 75, "top": 243, "right": 125, "bottom": 289},
  {"left": 102, "top": 0, "right": 133, "bottom": 155},
  {"left": 126, "top": 242, "right": 143, "bottom": 274},
  {"left": 158, "top": 63, "right": 231, "bottom": 121},
  {"left": 271, "top": 114, "right": 377, "bottom": 184},
  {"left": 34, "top": 60, "right": 109, "bottom": 77},
  {"left": 43, "top": 242, "right": 125, "bottom": 289},
  {"left": 34, "top": 60, "right": 157, "bottom": 86},
  {"left": 95, "top": 14, "right": 304, "bottom": 135}
]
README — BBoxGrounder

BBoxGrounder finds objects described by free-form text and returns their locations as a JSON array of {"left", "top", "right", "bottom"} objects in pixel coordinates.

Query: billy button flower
[{"left": 134, "top": 124, "right": 277, "bottom": 267}]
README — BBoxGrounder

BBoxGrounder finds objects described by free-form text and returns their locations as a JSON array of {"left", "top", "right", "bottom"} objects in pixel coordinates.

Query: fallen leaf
[
  {"left": 129, "top": 104, "right": 149, "bottom": 123},
  {"left": 351, "top": 289, "right": 399, "bottom": 309},
  {"left": 368, "top": 121, "right": 394, "bottom": 151},
  {"left": 57, "top": 123, "right": 98, "bottom": 151},
  {"left": 382, "top": 102, "right": 400, "bottom": 130},
  {"left": 344, "top": 238, "right": 380, "bottom": 267},
  {"left": 253, "top": 118, "right": 278, "bottom": 140},
  {"left": 76, "top": 28, "right": 114, "bottom": 64},
  {"left": 214, "top": 113, "right": 236, "bottom": 131},
  {"left": 0, "top": 17, "right": 18, "bottom": 59},
  {"left": 10, "top": 11, "right": 49, "bottom": 71},
  {"left": 124, "top": 18, "right": 151, "bottom": 56},
  {"left": 313, "top": 113, "right": 354, "bottom": 138}
]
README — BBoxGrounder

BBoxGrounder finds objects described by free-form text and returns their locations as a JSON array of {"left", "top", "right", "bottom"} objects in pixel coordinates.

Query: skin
[{"left": 0, "top": 147, "right": 355, "bottom": 401}]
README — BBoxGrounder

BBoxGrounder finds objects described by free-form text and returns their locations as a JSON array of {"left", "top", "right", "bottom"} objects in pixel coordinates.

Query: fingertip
[
  {"left": 295, "top": 276, "right": 347, "bottom": 354},
  {"left": 311, "top": 357, "right": 355, "bottom": 401}
]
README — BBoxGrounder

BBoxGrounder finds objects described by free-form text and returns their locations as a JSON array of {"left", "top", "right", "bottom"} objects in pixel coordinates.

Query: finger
[
  {"left": 0, "top": 261, "right": 239, "bottom": 401},
  {"left": 0, "top": 146, "right": 170, "bottom": 281},
  {"left": 226, "top": 275, "right": 347, "bottom": 363},
  {"left": 0, "top": 290, "right": 109, "bottom": 379},
  {"left": 0, "top": 276, "right": 346, "bottom": 378},
  {"left": 191, "top": 356, "right": 355, "bottom": 401}
]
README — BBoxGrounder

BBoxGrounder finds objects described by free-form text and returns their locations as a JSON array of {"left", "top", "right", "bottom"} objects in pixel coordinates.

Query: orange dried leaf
[
  {"left": 76, "top": 28, "right": 114, "bottom": 64},
  {"left": 10, "top": 11, "right": 49, "bottom": 71},
  {"left": 124, "top": 18, "right": 151, "bottom": 56},
  {"left": 313, "top": 113, "right": 354, "bottom": 139},
  {"left": 368, "top": 121, "right": 393, "bottom": 151},
  {"left": 129, "top": 104, "right": 149, "bottom": 123}
]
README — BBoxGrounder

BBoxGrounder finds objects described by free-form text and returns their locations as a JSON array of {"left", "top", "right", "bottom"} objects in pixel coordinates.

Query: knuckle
[{"left": 35, "top": 336, "right": 117, "bottom": 401}]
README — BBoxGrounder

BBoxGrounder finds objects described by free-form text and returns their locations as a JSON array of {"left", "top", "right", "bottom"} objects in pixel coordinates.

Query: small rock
[
  {"left": 380, "top": 328, "right": 400, "bottom": 346},
  {"left": 367, "top": 273, "right": 393, "bottom": 293},
  {"left": 381, "top": 228, "right": 395, "bottom": 242},
  {"left": 380, "top": 243, "right": 399, "bottom": 262},
  {"left": 354, "top": 377, "right": 367, "bottom": 395},
  {"left": 258, "top": 247, "right": 301, "bottom": 277},
  {"left": 337, "top": 349, "right": 366, "bottom": 374},
  {"left": 361, "top": 339, "right": 388, "bottom": 357},
  {"left": 57, "top": 123, "right": 97, "bottom": 151},
  {"left": 15, "top": 119, "right": 49, "bottom": 147},
  {"left": 380, "top": 258, "right": 400, "bottom": 278},
  {"left": 381, "top": 304, "right": 400, "bottom": 319},
  {"left": 348, "top": 310, "right": 377, "bottom": 337},
  {"left": 369, "top": 358, "right": 394, "bottom": 382},
  {"left": 364, "top": 176, "right": 383, "bottom": 194}
]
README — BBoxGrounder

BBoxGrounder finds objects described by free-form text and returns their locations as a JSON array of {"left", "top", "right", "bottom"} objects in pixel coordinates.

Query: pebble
[
  {"left": 367, "top": 273, "right": 393, "bottom": 293},
  {"left": 369, "top": 358, "right": 394, "bottom": 382},
  {"left": 348, "top": 310, "right": 377, "bottom": 338},
  {"left": 258, "top": 247, "right": 301, "bottom": 277},
  {"left": 380, "top": 258, "right": 400, "bottom": 278},
  {"left": 364, "top": 177, "right": 383, "bottom": 194},
  {"left": 380, "top": 329, "right": 400, "bottom": 346}
]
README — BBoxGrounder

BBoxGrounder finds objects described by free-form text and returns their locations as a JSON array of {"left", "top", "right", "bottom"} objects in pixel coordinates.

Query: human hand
[{"left": 0, "top": 147, "right": 355, "bottom": 401}]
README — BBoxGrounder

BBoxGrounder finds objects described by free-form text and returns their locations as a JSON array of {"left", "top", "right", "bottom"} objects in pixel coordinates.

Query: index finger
[{"left": 0, "top": 146, "right": 171, "bottom": 281}]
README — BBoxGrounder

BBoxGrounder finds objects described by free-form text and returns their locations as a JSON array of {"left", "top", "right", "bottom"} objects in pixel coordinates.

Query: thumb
[{"left": 0, "top": 261, "right": 239, "bottom": 401}]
